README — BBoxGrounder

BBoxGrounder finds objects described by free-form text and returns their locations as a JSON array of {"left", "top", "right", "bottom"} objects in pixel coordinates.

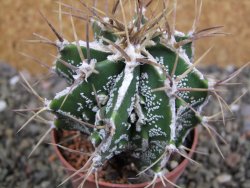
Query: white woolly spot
[
  {"left": 165, "top": 144, "right": 177, "bottom": 151},
  {"left": 107, "top": 53, "right": 121, "bottom": 62},
  {"left": 208, "top": 78, "right": 216, "bottom": 88},
  {"left": 44, "top": 98, "right": 51, "bottom": 108},
  {"left": 92, "top": 154, "right": 101, "bottom": 164},
  {"left": 166, "top": 34, "right": 176, "bottom": 46},
  {"left": 56, "top": 39, "right": 69, "bottom": 51},
  {"left": 74, "top": 59, "right": 97, "bottom": 81},
  {"left": 103, "top": 17, "right": 110, "bottom": 23},
  {"left": 174, "top": 30, "right": 185, "bottom": 37},
  {"left": 125, "top": 44, "right": 142, "bottom": 62}
]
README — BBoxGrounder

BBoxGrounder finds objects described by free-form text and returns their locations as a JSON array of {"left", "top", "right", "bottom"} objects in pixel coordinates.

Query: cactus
[
  {"left": 50, "top": 1, "right": 208, "bottom": 182},
  {"left": 20, "top": 1, "right": 249, "bottom": 187}
]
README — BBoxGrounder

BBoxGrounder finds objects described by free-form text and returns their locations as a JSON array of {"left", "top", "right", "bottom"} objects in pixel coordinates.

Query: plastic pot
[{"left": 51, "top": 128, "right": 198, "bottom": 188}]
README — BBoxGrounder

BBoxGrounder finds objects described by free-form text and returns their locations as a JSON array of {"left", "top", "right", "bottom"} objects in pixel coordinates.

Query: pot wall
[{"left": 51, "top": 128, "right": 198, "bottom": 188}]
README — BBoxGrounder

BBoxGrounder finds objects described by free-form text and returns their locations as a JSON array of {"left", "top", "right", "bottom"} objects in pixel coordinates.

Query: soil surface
[{"left": 0, "top": 62, "right": 250, "bottom": 188}]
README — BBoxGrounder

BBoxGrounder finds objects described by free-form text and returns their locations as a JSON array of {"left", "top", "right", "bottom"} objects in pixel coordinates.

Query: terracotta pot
[{"left": 51, "top": 128, "right": 198, "bottom": 188}]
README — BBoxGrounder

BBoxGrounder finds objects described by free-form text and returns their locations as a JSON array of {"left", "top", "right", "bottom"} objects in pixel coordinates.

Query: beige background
[{"left": 0, "top": 0, "right": 249, "bottom": 74}]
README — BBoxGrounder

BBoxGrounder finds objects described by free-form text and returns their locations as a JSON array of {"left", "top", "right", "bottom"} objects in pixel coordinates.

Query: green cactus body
[
  {"left": 44, "top": 3, "right": 212, "bottom": 182},
  {"left": 138, "top": 64, "right": 172, "bottom": 172},
  {"left": 55, "top": 42, "right": 111, "bottom": 83},
  {"left": 50, "top": 59, "right": 125, "bottom": 133},
  {"left": 94, "top": 64, "right": 140, "bottom": 165}
]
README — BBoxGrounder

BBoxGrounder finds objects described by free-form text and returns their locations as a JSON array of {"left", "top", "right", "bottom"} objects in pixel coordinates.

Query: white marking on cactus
[
  {"left": 92, "top": 154, "right": 101, "bottom": 165},
  {"left": 97, "top": 94, "right": 108, "bottom": 105},
  {"left": 128, "top": 96, "right": 136, "bottom": 113},
  {"left": 114, "top": 134, "right": 129, "bottom": 144},
  {"left": 100, "top": 135, "right": 112, "bottom": 153},
  {"left": 56, "top": 39, "right": 69, "bottom": 51},
  {"left": 135, "top": 94, "right": 146, "bottom": 130},
  {"left": 102, "top": 17, "right": 110, "bottom": 23},
  {"left": 113, "top": 55, "right": 138, "bottom": 111},
  {"left": 99, "top": 129, "right": 106, "bottom": 139},
  {"left": 55, "top": 85, "right": 77, "bottom": 99},
  {"left": 92, "top": 106, "right": 99, "bottom": 112},
  {"left": 55, "top": 67, "right": 71, "bottom": 81},
  {"left": 142, "top": 138, "right": 149, "bottom": 151},
  {"left": 133, "top": 135, "right": 141, "bottom": 140},
  {"left": 197, "top": 95, "right": 211, "bottom": 114},
  {"left": 82, "top": 113, "right": 89, "bottom": 121},
  {"left": 164, "top": 30, "right": 204, "bottom": 79},
  {"left": 178, "top": 46, "right": 204, "bottom": 80},
  {"left": 113, "top": 70, "right": 133, "bottom": 111},
  {"left": 107, "top": 52, "right": 121, "bottom": 62},
  {"left": 79, "top": 92, "right": 93, "bottom": 106},
  {"left": 103, "top": 75, "right": 118, "bottom": 91},
  {"left": 140, "top": 72, "right": 164, "bottom": 127},
  {"left": 49, "top": 121, "right": 56, "bottom": 129},
  {"left": 165, "top": 33, "right": 176, "bottom": 46},
  {"left": 77, "top": 103, "right": 83, "bottom": 111},
  {"left": 136, "top": 124, "right": 142, "bottom": 132},
  {"left": 143, "top": 47, "right": 165, "bottom": 75},
  {"left": 95, "top": 110, "right": 102, "bottom": 125},
  {"left": 149, "top": 127, "right": 167, "bottom": 137},
  {"left": 44, "top": 98, "right": 51, "bottom": 108},
  {"left": 77, "top": 40, "right": 110, "bottom": 52},
  {"left": 144, "top": 39, "right": 156, "bottom": 47},
  {"left": 165, "top": 144, "right": 177, "bottom": 151},
  {"left": 129, "top": 113, "right": 136, "bottom": 123},
  {"left": 105, "top": 73, "right": 122, "bottom": 113},
  {"left": 174, "top": 30, "right": 185, "bottom": 37},
  {"left": 91, "top": 19, "right": 108, "bottom": 31},
  {"left": 125, "top": 44, "right": 142, "bottom": 61},
  {"left": 208, "top": 77, "right": 217, "bottom": 88},
  {"left": 73, "top": 59, "right": 97, "bottom": 81},
  {"left": 56, "top": 109, "right": 91, "bottom": 133},
  {"left": 169, "top": 97, "right": 176, "bottom": 141}
]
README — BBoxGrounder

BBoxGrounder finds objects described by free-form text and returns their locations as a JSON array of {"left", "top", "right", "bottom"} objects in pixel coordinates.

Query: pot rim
[{"left": 51, "top": 128, "right": 198, "bottom": 188}]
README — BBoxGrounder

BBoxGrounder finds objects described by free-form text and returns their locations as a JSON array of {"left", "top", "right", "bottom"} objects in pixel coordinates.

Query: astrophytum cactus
[{"left": 20, "top": 1, "right": 248, "bottom": 187}]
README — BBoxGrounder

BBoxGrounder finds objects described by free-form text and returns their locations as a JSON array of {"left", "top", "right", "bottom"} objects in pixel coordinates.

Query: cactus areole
[{"left": 44, "top": 2, "right": 211, "bottom": 185}]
